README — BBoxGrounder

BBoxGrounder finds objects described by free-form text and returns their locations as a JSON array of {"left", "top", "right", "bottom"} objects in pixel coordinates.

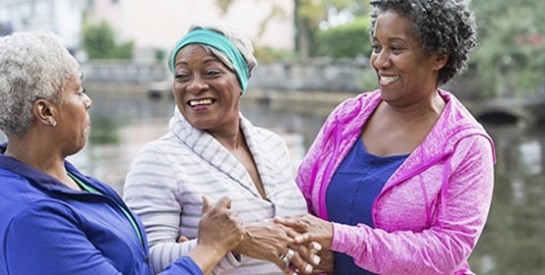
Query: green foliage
[
  {"left": 255, "top": 46, "right": 297, "bottom": 63},
  {"left": 359, "top": 67, "right": 379, "bottom": 91},
  {"left": 471, "top": 0, "right": 545, "bottom": 98},
  {"left": 296, "top": 0, "right": 369, "bottom": 58},
  {"left": 88, "top": 116, "right": 120, "bottom": 145},
  {"left": 215, "top": 0, "right": 234, "bottom": 15},
  {"left": 83, "top": 21, "right": 134, "bottom": 60},
  {"left": 315, "top": 17, "right": 371, "bottom": 58}
]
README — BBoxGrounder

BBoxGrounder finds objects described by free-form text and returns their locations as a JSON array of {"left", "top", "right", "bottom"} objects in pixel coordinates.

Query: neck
[
  {"left": 209, "top": 128, "right": 244, "bottom": 151},
  {"left": 4, "top": 133, "right": 67, "bottom": 180},
  {"left": 384, "top": 90, "right": 445, "bottom": 121}
]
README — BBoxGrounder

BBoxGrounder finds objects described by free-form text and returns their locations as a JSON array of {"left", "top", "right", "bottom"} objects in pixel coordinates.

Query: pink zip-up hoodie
[{"left": 296, "top": 89, "right": 495, "bottom": 274}]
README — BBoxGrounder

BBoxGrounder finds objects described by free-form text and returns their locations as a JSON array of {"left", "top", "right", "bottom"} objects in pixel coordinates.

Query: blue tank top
[{"left": 326, "top": 137, "right": 408, "bottom": 274}]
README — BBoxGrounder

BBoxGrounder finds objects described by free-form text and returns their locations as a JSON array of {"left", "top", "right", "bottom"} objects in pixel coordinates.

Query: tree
[
  {"left": 471, "top": 0, "right": 545, "bottom": 97},
  {"left": 315, "top": 16, "right": 371, "bottom": 58},
  {"left": 295, "top": 0, "right": 369, "bottom": 58},
  {"left": 82, "top": 21, "right": 133, "bottom": 60},
  {"left": 215, "top": 0, "right": 369, "bottom": 59}
]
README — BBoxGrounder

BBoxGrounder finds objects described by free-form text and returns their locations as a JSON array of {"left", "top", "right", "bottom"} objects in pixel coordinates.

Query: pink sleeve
[
  {"left": 295, "top": 118, "right": 330, "bottom": 214},
  {"left": 330, "top": 136, "right": 494, "bottom": 274}
]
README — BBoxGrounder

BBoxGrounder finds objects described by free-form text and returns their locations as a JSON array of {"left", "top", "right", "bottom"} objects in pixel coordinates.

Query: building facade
[
  {"left": 0, "top": 0, "right": 83, "bottom": 52},
  {"left": 84, "top": 0, "right": 295, "bottom": 62}
]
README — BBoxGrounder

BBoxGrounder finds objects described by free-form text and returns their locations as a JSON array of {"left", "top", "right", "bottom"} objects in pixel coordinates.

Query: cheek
[
  {"left": 172, "top": 83, "right": 185, "bottom": 99},
  {"left": 224, "top": 77, "right": 242, "bottom": 94},
  {"left": 370, "top": 55, "right": 379, "bottom": 69}
]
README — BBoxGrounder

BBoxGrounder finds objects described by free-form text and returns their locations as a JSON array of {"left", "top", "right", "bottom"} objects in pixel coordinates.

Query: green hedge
[
  {"left": 83, "top": 21, "right": 133, "bottom": 60},
  {"left": 315, "top": 17, "right": 372, "bottom": 58}
]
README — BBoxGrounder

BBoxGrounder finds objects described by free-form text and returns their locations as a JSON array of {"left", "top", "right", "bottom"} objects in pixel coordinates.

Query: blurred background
[{"left": 1, "top": 0, "right": 544, "bottom": 274}]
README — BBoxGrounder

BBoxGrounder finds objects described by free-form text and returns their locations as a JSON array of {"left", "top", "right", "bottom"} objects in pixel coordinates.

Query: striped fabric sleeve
[{"left": 123, "top": 142, "right": 241, "bottom": 274}]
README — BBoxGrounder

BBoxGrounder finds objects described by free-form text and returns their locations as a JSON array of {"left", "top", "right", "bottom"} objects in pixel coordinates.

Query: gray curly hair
[
  {"left": 0, "top": 31, "right": 79, "bottom": 137},
  {"left": 168, "top": 23, "right": 258, "bottom": 78},
  {"left": 370, "top": 0, "right": 477, "bottom": 85}
]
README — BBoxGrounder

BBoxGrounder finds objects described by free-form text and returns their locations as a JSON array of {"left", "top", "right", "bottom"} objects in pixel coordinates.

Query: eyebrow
[{"left": 175, "top": 57, "right": 222, "bottom": 68}]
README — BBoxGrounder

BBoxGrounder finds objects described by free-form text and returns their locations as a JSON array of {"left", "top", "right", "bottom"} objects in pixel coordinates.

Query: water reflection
[
  {"left": 473, "top": 124, "right": 545, "bottom": 275},
  {"left": 2, "top": 88, "right": 544, "bottom": 274}
]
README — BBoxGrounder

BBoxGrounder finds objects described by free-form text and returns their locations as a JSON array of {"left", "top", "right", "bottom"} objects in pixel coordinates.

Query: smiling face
[
  {"left": 370, "top": 10, "right": 446, "bottom": 107},
  {"left": 172, "top": 44, "right": 242, "bottom": 134},
  {"left": 56, "top": 72, "right": 92, "bottom": 156}
]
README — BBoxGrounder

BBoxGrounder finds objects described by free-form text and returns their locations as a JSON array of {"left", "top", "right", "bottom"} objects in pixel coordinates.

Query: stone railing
[
  {"left": 81, "top": 58, "right": 370, "bottom": 92},
  {"left": 80, "top": 59, "right": 545, "bottom": 99},
  {"left": 81, "top": 61, "right": 170, "bottom": 84}
]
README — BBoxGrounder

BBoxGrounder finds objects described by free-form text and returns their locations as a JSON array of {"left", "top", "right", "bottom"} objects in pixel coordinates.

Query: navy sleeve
[
  {"left": 4, "top": 204, "right": 123, "bottom": 275},
  {"left": 159, "top": 256, "right": 204, "bottom": 275}
]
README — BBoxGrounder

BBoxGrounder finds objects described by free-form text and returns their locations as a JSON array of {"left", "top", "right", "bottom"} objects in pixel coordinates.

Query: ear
[
  {"left": 32, "top": 99, "right": 57, "bottom": 127},
  {"left": 433, "top": 52, "right": 449, "bottom": 71}
]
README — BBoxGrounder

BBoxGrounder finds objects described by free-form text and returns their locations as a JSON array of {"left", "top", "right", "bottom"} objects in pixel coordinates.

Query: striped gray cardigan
[{"left": 123, "top": 109, "right": 307, "bottom": 274}]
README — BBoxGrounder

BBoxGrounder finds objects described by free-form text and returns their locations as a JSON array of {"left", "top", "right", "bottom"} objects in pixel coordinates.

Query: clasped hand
[
  {"left": 273, "top": 214, "right": 335, "bottom": 274},
  {"left": 231, "top": 219, "right": 322, "bottom": 274}
]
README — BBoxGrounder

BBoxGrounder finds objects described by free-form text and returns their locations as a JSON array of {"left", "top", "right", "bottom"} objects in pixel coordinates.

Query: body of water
[{"left": 3, "top": 87, "right": 544, "bottom": 274}]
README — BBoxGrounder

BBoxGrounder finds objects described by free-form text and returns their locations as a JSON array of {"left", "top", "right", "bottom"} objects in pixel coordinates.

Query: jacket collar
[{"left": 0, "top": 142, "right": 113, "bottom": 196}]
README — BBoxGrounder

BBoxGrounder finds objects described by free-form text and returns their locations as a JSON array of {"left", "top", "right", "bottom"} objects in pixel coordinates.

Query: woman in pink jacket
[{"left": 275, "top": 0, "right": 495, "bottom": 274}]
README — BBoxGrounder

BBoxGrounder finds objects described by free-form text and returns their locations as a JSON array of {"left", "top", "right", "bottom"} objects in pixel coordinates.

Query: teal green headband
[{"left": 170, "top": 28, "right": 249, "bottom": 92}]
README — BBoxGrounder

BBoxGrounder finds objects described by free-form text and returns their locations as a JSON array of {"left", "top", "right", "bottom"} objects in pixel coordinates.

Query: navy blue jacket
[{"left": 0, "top": 144, "right": 202, "bottom": 275}]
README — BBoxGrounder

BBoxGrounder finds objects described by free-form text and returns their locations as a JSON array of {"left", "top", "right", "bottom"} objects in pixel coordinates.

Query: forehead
[
  {"left": 62, "top": 72, "right": 82, "bottom": 90},
  {"left": 374, "top": 10, "right": 417, "bottom": 40}
]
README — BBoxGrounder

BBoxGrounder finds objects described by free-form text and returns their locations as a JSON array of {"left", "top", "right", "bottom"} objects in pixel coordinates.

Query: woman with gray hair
[
  {"left": 275, "top": 0, "right": 495, "bottom": 274},
  {"left": 0, "top": 31, "right": 246, "bottom": 275},
  {"left": 123, "top": 23, "right": 320, "bottom": 274}
]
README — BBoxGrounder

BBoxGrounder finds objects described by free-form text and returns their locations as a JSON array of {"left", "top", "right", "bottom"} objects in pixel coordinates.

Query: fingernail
[
  {"left": 312, "top": 242, "right": 322, "bottom": 251},
  {"left": 312, "top": 255, "right": 321, "bottom": 265},
  {"left": 295, "top": 236, "right": 303, "bottom": 242},
  {"left": 305, "top": 264, "right": 313, "bottom": 273}
]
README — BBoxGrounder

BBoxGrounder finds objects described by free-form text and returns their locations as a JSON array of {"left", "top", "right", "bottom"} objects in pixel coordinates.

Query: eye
[
  {"left": 205, "top": 69, "right": 222, "bottom": 77},
  {"left": 175, "top": 72, "right": 190, "bottom": 81},
  {"left": 371, "top": 43, "right": 381, "bottom": 53},
  {"left": 390, "top": 45, "right": 404, "bottom": 54}
]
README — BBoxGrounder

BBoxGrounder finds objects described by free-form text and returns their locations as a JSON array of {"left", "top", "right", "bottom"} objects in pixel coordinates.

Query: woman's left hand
[
  {"left": 273, "top": 214, "right": 334, "bottom": 250},
  {"left": 232, "top": 220, "right": 317, "bottom": 274}
]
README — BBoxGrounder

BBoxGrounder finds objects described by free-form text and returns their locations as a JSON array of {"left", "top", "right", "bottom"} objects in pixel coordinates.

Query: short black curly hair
[{"left": 370, "top": 0, "right": 477, "bottom": 85}]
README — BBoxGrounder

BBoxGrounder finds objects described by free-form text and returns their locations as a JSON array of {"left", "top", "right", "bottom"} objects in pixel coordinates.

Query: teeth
[
  {"left": 381, "top": 76, "right": 399, "bottom": 84},
  {"left": 189, "top": 99, "right": 213, "bottom": 106}
]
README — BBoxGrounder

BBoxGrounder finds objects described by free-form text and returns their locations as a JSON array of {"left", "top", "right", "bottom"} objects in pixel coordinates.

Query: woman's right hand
[
  {"left": 197, "top": 196, "right": 245, "bottom": 255},
  {"left": 232, "top": 220, "right": 318, "bottom": 274}
]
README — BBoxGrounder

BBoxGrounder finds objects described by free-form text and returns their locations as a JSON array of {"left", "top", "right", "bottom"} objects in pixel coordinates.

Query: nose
[
  {"left": 187, "top": 74, "right": 209, "bottom": 93},
  {"left": 372, "top": 49, "right": 390, "bottom": 69},
  {"left": 83, "top": 93, "right": 92, "bottom": 110}
]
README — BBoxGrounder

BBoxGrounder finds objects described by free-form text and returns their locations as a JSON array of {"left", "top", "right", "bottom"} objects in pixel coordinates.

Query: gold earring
[{"left": 47, "top": 117, "right": 57, "bottom": 127}]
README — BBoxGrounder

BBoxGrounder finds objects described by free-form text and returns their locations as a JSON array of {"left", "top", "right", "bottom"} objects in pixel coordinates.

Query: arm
[
  {"left": 124, "top": 146, "right": 242, "bottom": 273},
  {"left": 123, "top": 146, "right": 192, "bottom": 273},
  {"left": 160, "top": 196, "right": 244, "bottom": 275},
  {"left": 4, "top": 204, "right": 123, "bottom": 275}
]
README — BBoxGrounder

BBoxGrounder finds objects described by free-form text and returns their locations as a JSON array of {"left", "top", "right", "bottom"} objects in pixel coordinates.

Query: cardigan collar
[{"left": 168, "top": 108, "right": 286, "bottom": 199}]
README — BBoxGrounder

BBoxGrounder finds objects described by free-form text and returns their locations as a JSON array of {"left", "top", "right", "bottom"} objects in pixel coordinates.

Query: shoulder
[
  {"left": 131, "top": 132, "right": 182, "bottom": 162},
  {"left": 254, "top": 126, "right": 286, "bottom": 146},
  {"left": 0, "top": 171, "right": 70, "bottom": 212},
  {"left": 328, "top": 90, "right": 380, "bottom": 122}
]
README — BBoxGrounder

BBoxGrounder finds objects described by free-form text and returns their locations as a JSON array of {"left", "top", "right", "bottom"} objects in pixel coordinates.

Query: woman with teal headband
[{"left": 124, "top": 23, "right": 321, "bottom": 274}]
